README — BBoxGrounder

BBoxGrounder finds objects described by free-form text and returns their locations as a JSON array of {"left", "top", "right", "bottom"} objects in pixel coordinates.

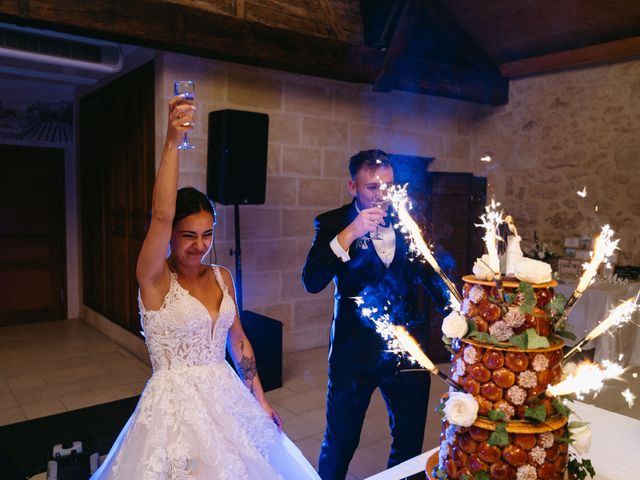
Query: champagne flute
[
  {"left": 371, "top": 198, "right": 389, "bottom": 240},
  {"left": 174, "top": 80, "right": 195, "bottom": 150}
]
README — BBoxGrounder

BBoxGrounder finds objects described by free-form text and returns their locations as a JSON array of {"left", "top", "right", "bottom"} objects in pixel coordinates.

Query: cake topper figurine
[{"left": 498, "top": 214, "right": 524, "bottom": 276}]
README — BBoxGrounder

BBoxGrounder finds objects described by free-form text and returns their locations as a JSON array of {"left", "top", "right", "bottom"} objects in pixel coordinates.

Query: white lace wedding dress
[{"left": 91, "top": 266, "right": 320, "bottom": 480}]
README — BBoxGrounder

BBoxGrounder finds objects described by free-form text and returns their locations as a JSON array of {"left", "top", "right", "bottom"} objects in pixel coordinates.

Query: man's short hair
[{"left": 348, "top": 149, "right": 391, "bottom": 179}]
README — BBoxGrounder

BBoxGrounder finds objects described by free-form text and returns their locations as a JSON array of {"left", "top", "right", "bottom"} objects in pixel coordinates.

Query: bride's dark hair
[{"left": 173, "top": 187, "right": 216, "bottom": 226}]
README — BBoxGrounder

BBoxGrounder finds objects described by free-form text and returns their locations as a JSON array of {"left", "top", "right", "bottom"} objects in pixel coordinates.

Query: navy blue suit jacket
[{"left": 302, "top": 201, "right": 448, "bottom": 371}]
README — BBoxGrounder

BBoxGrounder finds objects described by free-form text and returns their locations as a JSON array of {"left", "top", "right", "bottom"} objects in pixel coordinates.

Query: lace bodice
[{"left": 139, "top": 266, "right": 237, "bottom": 372}]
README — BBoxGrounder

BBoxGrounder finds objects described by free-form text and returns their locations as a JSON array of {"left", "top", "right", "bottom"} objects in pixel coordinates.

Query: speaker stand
[
  {"left": 228, "top": 204, "right": 282, "bottom": 391},
  {"left": 233, "top": 204, "right": 243, "bottom": 312}
]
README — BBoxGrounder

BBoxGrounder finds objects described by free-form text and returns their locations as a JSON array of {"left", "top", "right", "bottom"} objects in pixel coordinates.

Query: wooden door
[
  {"left": 80, "top": 61, "right": 155, "bottom": 334},
  {"left": 0, "top": 145, "right": 66, "bottom": 325},
  {"left": 424, "top": 172, "right": 486, "bottom": 361}
]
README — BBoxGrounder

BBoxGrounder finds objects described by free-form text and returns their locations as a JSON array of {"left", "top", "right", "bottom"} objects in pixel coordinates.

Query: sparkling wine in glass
[
  {"left": 174, "top": 80, "right": 195, "bottom": 150},
  {"left": 371, "top": 199, "right": 389, "bottom": 240}
]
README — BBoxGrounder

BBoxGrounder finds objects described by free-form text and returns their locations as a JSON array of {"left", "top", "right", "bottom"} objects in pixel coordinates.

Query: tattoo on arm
[{"left": 238, "top": 340, "right": 258, "bottom": 395}]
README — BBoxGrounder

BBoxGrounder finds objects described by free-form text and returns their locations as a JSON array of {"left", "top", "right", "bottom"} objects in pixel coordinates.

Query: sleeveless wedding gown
[{"left": 91, "top": 266, "right": 320, "bottom": 480}]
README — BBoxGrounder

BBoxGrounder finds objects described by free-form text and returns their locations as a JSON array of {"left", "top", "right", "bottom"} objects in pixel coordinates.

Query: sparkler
[
  {"left": 554, "top": 225, "right": 620, "bottom": 331},
  {"left": 563, "top": 294, "right": 639, "bottom": 363},
  {"left": 384, "top": 184, "right": 462, "bottom": 310},
  {"left": 475, "top": 199, "right": 507, "bottom": 305},
  {"left": 547, "top": 360, "right": 624, "bottom": 397},
  {"left": 356, "top": 297, "right": 462, "bottom": 390},
  {"left": 393, "top": 325, "right": 462, "bottom": 390},
  {"left": 566, "top": 225, "right": 619, "bottom": 310}
]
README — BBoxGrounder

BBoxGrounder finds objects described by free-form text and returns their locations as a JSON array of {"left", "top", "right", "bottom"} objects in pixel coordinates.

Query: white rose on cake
[
  {"left": 443, "top": 392, "right": 479, "bottom": 427},
  {"left": 442, "top": 311, "right": 468, "bottom": 339},
  {"left": 472, "top": 254, "right": 495, "bottom": 280},
  {"left": 569, "top": 423, "right": 592, "bottom": 454},
  {"left": 514, "top": 257, "right": 552, "bottom": 283}
]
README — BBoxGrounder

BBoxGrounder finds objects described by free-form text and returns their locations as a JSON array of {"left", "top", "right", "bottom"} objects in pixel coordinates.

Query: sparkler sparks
[
  {"left": 577, "top": 187, "right": 587, "bottom": 198},
  {"left": 358, "top": 297, "right": 462, "bottom": 390},
  {"left": 575, "top": 225, "right": 619, "bottom": 296},
  {"left": 583, "top": 295, "right": 639, "bottom": 342},
  {"left": 475, "top": 199, "right": 504, "bottom": 276},
  {"left": 480, "top": 155, "right": 492, "bottom": 162},
  {"left": 384, "top": 184, "right": 462, "bottom": 309},
  {"left": 621, "top": 388, "right": 636, "bottom": 408},
  {"left": 563, "top": 294, "right": 639, "bottom": 362},
  {"left": 392, "top": 325, "right": 437, "bottom": 371},
  {"left": 547, "top": 360, "right": 624, "bottom": 397},
  {"left": 557, "top": 226, "right": 621, "bottom": 332}
]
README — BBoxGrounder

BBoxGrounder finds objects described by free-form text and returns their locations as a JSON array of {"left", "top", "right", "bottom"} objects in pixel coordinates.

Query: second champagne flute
[{"left": 174, "top": 80, "right": 195, "bottom": 150}]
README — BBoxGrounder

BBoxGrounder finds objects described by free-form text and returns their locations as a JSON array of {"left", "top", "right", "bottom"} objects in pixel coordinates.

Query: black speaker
[
  {"left": 225, "top": 311, "right": 283, "bottom": 392},
  {"left": 207, "top": 109, "right": 269, "bottom": 205}
]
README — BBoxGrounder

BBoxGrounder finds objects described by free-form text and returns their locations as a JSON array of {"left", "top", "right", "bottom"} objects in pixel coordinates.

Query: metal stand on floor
[{"left": 228, "top": 204, "right": 282, "bottom": 391}]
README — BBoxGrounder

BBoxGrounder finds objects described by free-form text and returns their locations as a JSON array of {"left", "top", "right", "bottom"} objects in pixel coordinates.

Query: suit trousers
[{"left": 317, "top": 363, "right": 431, "bottom": 480}]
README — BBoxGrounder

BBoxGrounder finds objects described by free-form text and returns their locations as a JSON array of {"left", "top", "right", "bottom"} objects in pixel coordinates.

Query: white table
[
  {"left": 365, "top": 402, "right": 640, "bottom": 480},
  {"left": 555, "top": 279, "right": 640, "bottom": 367}
]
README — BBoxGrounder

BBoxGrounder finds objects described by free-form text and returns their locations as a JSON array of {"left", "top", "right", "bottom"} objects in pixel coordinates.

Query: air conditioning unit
[{"left": 0, "top": 23, "right": 123, "bottom": 73}]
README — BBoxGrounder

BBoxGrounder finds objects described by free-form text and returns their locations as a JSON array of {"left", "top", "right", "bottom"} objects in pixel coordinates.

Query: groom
[{"left": 302, "top": 149, "right": 448, "bottom": 479}]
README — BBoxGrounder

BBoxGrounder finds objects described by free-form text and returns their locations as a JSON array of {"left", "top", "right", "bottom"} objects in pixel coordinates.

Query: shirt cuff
[{"left": 330, "top": 235, "right": 350, "bottom": 263}]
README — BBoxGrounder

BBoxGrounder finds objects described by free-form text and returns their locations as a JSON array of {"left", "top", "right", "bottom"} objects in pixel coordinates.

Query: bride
[{"left": 91, "top": 95, "right": 320, "bottom": 479}]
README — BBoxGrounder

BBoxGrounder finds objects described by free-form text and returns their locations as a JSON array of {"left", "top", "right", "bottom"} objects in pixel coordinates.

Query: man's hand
[{"left": 337, "top": 207, "right": 385, "bottom": 251}]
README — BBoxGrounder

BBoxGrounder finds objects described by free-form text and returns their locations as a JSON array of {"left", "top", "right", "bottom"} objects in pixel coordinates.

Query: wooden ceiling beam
[
  {"left": 373, "top": 0, "right": 422, "bottom": 92},
  {"left": 316, "top": 0, "right": 346, "bottom": 42},
  {"left": 420, "top": 0, "right": 499, "bottom": 74},
  {"left": 0, "top": 0, "right": 382, "bottom": 83},
  {"left": 395, "top": 57, "right": 508, "bottom": 105},
  {"left": 500, "top": 36, "right": 640, "bottom": 78}
]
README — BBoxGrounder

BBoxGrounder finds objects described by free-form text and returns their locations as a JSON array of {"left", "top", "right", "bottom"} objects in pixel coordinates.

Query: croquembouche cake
[{"left": 428, "top": 259, "right": 594, "bottom": 480}]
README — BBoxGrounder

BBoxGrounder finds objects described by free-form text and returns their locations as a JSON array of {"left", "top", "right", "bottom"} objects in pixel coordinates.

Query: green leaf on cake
[
  {"left": 526, "top": 328, "right": 550, "bottom": 349},
  {"left": 435, "top": 400, "right": 446, "bottom": 418},
  {"left": 568, "top": 421, "right": 590, "bottom": 429},
  {"left": 555, "top": 435, "right": 572, "bottom": 443},
  {"left": 488, "top": 409, "right": 506, "bottom": 422},
  {"left": 524, "top": 404, "right": 547, "bottom": 423},
  {"left": 545, "top": 293, "right": 567, "bottom": 316},
  {"left": 468, "top": 331, "right": 501, "bottom": 345},
  {"left": 508, "top": 331, "right": 528, "bottom": 350},
  {"left": 552, "top": 398, "right": 572, "bottom": 417},
  {"left": 475, "top": 471, "right": 490, "bottom": 480},
  {"left": 467, "top": 319, "right": 477, "bottom": 334},
  {"left": 488, "top": 422, "right": 509, "bottom": 446},
  {"left": 554, "top": 329, "right": 577, "bottom": 340},
  {"left": 460, "top": 475, "right": 470, "bottom": 480},
  {"left": 568, "top": 455, "right": 596, "bottom": 480},
  {"left": 518, "top": 282, "right": 536, "bottom": 314},
  {"left": 582, "top": 459, "right": 596, "bottom": 477},
  {"left": 435, "top": 468, "right": 447, "bottom": 479}
]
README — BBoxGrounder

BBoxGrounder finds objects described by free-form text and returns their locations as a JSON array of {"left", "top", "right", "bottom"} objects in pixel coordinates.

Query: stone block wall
[{"left": 467, "top": 61, "right": 640, "bottom": 266}]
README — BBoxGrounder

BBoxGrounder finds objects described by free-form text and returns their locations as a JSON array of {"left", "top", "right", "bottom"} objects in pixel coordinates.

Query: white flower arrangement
[
  {"left": 441, "top": 311, "right": 468, "bottom": 339},
  {"left": 569, "top": 423, "right": 592, "bottom": 455},
  {"left": 443, "top": 392, "right": 479, "bottom": 427},
  {"left": 525, "top": 234, "right": 559, "bottom": 262}
]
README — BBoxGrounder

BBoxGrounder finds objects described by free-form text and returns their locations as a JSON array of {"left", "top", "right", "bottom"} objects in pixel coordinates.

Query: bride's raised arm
[{"left": 136, "top": 96, "right": 195, "bottom": 299}]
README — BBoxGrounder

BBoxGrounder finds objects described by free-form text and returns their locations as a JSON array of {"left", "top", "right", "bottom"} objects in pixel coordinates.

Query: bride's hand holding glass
[{"left": 167, "top": 94, "right": 196, "bottom": 148}]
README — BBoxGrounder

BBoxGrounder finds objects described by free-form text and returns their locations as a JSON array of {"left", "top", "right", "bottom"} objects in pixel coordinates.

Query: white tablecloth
[
  {"left": 555, "top": 280, "right": 640, "bottom": 367},
  {"left": 365, "top": 402, "right": 640, "bottom": 480}
]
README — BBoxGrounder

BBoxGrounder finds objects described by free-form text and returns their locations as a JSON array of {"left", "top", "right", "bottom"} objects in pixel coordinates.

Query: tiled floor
[{"left": 1, "top": 319, "right": 639, "bottom": 480}]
